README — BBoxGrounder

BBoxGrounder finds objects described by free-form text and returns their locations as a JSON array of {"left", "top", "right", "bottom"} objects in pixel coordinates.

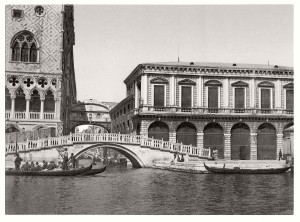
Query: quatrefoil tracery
[
  {"left": 24, "top": 78, "right": 34, "bottom": 87},
  {"left": 38, "top": 78, "right": 48, "bottom": 88},
  {"left": 8, "top": 76, "right": 19, "bottom": 86}
]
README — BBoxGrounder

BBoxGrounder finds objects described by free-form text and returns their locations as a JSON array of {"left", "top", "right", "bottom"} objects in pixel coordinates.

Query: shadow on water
[{"left": 5, "top": 166, "right": 293, "bottom": 215}]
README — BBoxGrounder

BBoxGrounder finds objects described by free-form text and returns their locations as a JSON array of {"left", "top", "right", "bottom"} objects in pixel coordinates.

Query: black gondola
[
  {"left": 5, "top": 164, "right": 92, "bottom": 176},
  {"left": 204, "top": 163, "right": 291, "bottom": 174},
  {"left": 80, "top": 165, "right": 107, "bottom": 176}
]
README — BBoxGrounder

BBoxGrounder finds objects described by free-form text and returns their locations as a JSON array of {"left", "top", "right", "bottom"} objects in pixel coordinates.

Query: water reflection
[{"left": 6, "top": 166, "right": 293, "bottom": 215}]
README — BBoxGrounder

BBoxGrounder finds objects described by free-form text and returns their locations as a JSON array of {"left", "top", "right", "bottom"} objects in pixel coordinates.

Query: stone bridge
[{"left": 5, "top": 133, "right": 211, "bottom": 168}]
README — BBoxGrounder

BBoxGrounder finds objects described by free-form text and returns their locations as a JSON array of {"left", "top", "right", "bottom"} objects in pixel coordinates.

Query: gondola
[
  {"left": 5, "top": 164, "right": 92, "bottom": 176},
  {"left": 203, "top": 163, "right": 291, "bottom": 174},
  {"left": 80, "top": 165, "right": 107, "bottom": 176}
]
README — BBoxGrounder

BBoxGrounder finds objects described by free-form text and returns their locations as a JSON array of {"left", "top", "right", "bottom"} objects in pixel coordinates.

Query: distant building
[
  {"left": 110, "top": 62, "right": 293, "bottom": 160},
  {"left": 5, "top": 5, "right": 76, "bottom": 136}
]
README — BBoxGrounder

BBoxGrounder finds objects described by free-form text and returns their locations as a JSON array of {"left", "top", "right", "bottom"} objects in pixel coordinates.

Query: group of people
[
  {"left": 171, "top": 152, "right": 187, "bottom": 164},
  {"left": 13, "top": 149, "right": 77, "bottom": 171}
]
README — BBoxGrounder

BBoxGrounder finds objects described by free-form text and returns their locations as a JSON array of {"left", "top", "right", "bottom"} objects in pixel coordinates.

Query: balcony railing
[
  {"left": 138, "top": 106, "right": 294, "bottom": 116},
  {"left": 5, "top": 111, "right": 55, "bottom": 120}
]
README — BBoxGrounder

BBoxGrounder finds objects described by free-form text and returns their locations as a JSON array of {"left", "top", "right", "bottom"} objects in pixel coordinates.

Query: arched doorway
[
  {"left": 257, "top": 123, "right": 277, "bottom": 160},
  {"left": 15, "top": 88, "right": 26, "bottom": 112},
  {"left": 204, "top": 122, "right": 224, "bottom": 159},
  {"left": 5, "top": 88, "right": 11, "bottom": 111},
  {"left": 176, "top": 122, "right": 197, "bottom": 146},
  {"left": 29, "top": 89, "right": 40, "bottom": 112},
  {"left": 148, "top": 121, "right": 169, "bottom": 141},
  {"left": 231, "top": 123, "right": 250, "bottom": 160},
  {"left": 44, "top": 90, "right": 55, "bottom": 112}
]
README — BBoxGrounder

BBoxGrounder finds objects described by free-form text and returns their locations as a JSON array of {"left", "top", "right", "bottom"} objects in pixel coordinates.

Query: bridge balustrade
[{"left": 5, "top": 132, "right": 211, "bottom": 159}]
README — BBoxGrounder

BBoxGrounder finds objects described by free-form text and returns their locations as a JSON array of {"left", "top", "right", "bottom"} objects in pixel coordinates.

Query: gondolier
[
  {"left": 63, "top": 148, "right": 69, "bottom": 170},
  {"left": 14, "top": 153, "right": 23, "bottom": 171}
]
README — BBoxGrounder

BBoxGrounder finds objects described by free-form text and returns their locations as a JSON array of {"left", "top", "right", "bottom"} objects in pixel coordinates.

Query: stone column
[
  {"left": 197, "top": 76, "right": 203, "bottom": 107},
  {"left": 250, "top": 79, "right": 255, "bottom": 108},
  {"left": 197, "top": 132, "right": 204, "bottom": 148},
  {"left": 275, "top": 79, "right": 282, "bottom": 110},
  {"left": 169, "top": 131, "right": 176, "bottom": 143},
  {"left": 170, "top": 76, "right": 175, "bottom": 106},
  {"left": 277, "top": 133, "right": 283, "bottom": 159},
  {"left": 40, "top": 98, "right": 45, "bottom": 119},
  {"left": 55, "top": 98, "right": 61, "bottom": 119},
  {"left": 25, "top": 97, "right": 30, "bottom": 119},
  {"left": 134, "top": 81, "right": 139, "bottom": 109},
  {"left": 10, "top": 96, "right": 15, "bottom": 119},
  {"left": 250, "top": 132, "right": 257, "bottom": 160},
  {"left": 223, "top": 78, "right": 229, "bottom": 108},
  {"left": 224, "top": 133, "right": 231, "bottom": 160},
  {"left": 141, "top": 74, "right": 148, "bottom": 105}
]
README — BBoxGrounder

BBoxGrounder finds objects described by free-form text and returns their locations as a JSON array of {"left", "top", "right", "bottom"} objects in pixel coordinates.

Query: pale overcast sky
[{"left": 73, "top": 5, "right": 293, "bottom": 103}]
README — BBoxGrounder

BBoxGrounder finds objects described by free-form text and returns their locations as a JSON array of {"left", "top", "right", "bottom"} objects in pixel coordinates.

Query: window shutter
[
  {"left": 154, "top": 85, "right": 164, "bottom": 107},
  {"left": 235, "top": 88, "right": 245, "bottom": 109},
  {"left": 286, "top": 90, "right": 293, "bottom": 110},
  {"left": 261, "top": 89, "right": 271, "bottom": 109},
  {"left": 208, "top": 87, "right": 218, "bottom": 108},
  {"left": 181, "top": 86, "right": 192, "bottom": 108}
]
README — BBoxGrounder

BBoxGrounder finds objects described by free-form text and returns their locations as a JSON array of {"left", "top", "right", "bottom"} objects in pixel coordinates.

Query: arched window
[
  {"left": 11, "top": 41, "right": 20, "bottom": 61},
  {"left": 231, "top": 123, "right": 250, "bottom": 160},
  {"left": 257, "top": 123, "right": 277, "bottom": 160},
  {"left": 11, "top": 31, "right": 38, "bottom": 62},
  {"left": 29, "top": 43, "right": 37, "bottom": 62},
  {"left": 21, "top": 42, "right": 29, "bottom": 62}
]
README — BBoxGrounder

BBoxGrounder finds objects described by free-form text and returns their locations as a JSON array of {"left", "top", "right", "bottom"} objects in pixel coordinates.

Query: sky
[{"left": 73, "top": 5, "right": 293, "bottom": 103}]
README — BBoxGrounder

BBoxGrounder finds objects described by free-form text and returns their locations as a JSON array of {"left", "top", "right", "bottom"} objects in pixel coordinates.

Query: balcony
[
  {"left": 137, "top": 106, "right": 294, "bottom": 116},
  {"left": 5, "top": 111, "right": 55, "bottom": 120}
]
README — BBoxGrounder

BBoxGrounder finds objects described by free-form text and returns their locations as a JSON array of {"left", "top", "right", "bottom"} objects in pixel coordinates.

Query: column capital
[{"left": 25, "top": 96, "right": 31, "bottom": 100}]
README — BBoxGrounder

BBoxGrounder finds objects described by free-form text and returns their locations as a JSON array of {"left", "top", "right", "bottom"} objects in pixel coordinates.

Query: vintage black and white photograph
[{"left": 3, "top": 1, "right": 295, "bottom": 216}]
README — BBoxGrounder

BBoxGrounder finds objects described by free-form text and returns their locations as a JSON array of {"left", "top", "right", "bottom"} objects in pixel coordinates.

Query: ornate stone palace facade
[
  {"left": 110, "top": 62, "right": 294, "bottom": 160},
  {"left": 5, "top": 5, "right": 76, "bottom": 136}
]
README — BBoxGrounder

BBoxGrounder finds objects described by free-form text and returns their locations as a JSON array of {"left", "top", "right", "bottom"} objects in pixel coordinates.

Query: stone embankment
[{"left": 152, "top": 160, "right": 290, "bottom": 173}]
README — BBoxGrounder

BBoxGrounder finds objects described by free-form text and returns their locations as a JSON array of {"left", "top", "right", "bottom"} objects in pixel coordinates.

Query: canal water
[{"left": 5, "top": 165, "right": 293, "bottom": 215}]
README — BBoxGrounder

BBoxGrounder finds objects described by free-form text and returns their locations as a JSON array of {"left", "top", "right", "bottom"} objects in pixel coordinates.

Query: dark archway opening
[
  {"left": 204, "top": 122, "right": 224, "bottom": 159},
  {"left": 15, "top": 88, "right": 26, "bottom": 112},
  {"left": 5, "top": 88, "right": 11, "bottom": 111},
  {"left": 176, "top": 122, "right": 197, "bottom": 146},
  {"left": 231, "top": 123, "right": 250, "bottom": 160},
  {"left": 257, "top": 123, "right": 277, "bottom": 160},
  {"left": 148, "top": 121, "right": 169, "bottom": 141},
  {"left": 29, "top": 89, "right": 40, "bottom": 112},
  {"left": 44, "top": 90, "right": 55, "bottom": 112}
]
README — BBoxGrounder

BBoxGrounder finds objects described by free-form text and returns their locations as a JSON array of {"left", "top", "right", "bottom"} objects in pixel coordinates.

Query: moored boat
[
  {"left": 204, "top": 163, "right": 291, "bottom": 174},
  {"left": 5, "top": 164, "right": 92, "bottom": 176},
  {"left": 80, "top": 165, "right": 107, "bottom": 176}
]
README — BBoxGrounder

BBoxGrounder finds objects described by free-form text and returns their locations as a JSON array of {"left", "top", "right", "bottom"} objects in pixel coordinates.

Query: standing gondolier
[
  {"left": 14, "top": 153, "right": 23, "bottom": 171},
  {"left": 63, "top": 148, "right": 69, "bottom": 170}
]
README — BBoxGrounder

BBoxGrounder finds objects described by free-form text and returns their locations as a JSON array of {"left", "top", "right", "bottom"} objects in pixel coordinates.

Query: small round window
[{"left": 35, "top": 6, "right": 44, "bottom": 16}]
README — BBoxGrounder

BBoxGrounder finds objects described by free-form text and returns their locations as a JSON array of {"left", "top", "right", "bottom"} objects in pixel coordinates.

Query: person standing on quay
[
  {"left": 14, "top": 153, "right": 23, "bottom": 171},
  {"left": 278, "top": 149, "right": 283, "bottom": 161}
]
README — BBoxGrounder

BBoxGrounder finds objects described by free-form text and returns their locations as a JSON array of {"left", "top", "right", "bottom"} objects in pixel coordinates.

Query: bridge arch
[{"left": 73, "top": 143, "right": 145, "bottom": 168}]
